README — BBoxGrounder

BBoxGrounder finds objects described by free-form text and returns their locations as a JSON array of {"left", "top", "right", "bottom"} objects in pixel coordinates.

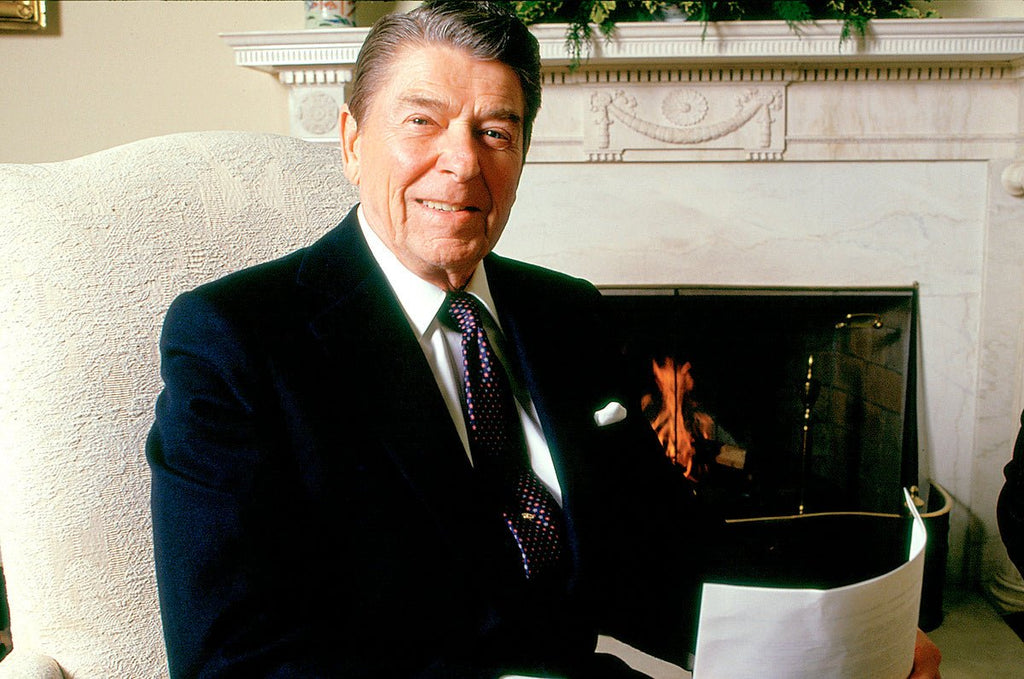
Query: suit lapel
[
  {"left": 298, "top": 209, "right": 480, "bottom": 549},
  {"left": 484, "top": 256, "right": 594, "bottom": 511}
]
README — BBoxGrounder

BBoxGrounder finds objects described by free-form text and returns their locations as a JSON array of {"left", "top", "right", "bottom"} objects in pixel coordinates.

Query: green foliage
[
  {"left": 512, "top": 0, "right": 935, "bottom": 66},
  {"left": 774, "top": 1, "right": 815, "bottom": 27}
]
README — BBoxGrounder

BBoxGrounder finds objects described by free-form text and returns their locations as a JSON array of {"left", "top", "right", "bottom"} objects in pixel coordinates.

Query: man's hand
[{"left": 909, "top": 628, "right": 941, "bottom": 678}]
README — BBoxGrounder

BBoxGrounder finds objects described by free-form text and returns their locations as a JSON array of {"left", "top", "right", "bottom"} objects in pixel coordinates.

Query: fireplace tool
[
  {"left": 798, "top": 354, "right": 819, "bottom": 515},
  {"left": 798, "top": 312, "right": 885, "bottom": 515}
]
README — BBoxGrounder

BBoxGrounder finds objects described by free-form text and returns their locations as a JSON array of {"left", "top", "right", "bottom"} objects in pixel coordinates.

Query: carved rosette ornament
[
  {"left": 586, "top": 85, "right": 786, "bottom": 162},
  {"left": 296, "top": 91, "right": 340, "bottom": 137},
  {"left": 661, "top": 89, "right": 709, "bottom": 127}
]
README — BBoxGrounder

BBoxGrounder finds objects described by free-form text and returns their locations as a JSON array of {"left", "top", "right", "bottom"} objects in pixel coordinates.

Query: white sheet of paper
[{"left": 692, "top": 489, "right": 926, "bottom": 679}]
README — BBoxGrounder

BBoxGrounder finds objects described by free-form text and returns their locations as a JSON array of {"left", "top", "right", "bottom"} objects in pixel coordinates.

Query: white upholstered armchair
[{"left": 0, "top": 132, "right": 360, "bottom": 678}]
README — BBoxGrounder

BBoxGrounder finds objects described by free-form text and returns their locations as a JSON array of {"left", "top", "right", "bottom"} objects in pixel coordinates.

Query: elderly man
[{"left": 147, "top": 2, "right": 940, "bottom": 677}]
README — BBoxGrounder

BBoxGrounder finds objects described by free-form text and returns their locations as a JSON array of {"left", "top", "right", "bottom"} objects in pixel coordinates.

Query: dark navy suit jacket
[
  {"left": 999, "top": 409, "right": 1024, "bottom": 575},
  {"left": 147, "top": 207, "right": 707, "bottom": 678}
]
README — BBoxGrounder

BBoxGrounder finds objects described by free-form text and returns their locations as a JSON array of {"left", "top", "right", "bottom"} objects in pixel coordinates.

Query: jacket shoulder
[
  {"left": 486, "top": 253, "right": 601, "bottom": 301},
  {"left": 168, "top": 211, "right": 362, "bottom": 322}
]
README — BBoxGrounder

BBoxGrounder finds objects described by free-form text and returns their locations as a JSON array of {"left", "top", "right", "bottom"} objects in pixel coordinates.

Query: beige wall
[
  {"left": 913, "top": 0, "right": 1024, "bottom": 17},
  {"left": 1, "top": 0, "right": 1021, "bottom": 163},
  {"left": 1, "top": 1, "right": 305, "bottom": 163}
]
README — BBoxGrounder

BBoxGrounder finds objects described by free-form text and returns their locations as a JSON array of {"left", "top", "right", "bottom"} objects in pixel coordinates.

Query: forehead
[{"left": 376, "top": 43, "right": 525, "bottom": 116}]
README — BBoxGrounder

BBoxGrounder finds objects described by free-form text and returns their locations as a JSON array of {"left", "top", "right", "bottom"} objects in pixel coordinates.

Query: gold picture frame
[{"left": 0, "top": 0, "right": 46, "bottom": 31}]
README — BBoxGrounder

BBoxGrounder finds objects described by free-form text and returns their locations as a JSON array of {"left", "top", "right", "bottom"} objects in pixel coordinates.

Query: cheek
[
  {"left": 388, "top": 139, "right": 432, "bottom": 179},
  {"left": 493, "top": 166, "right": 522, "bottom": 212},
  {"left": 486, "top": 150, "right": 519, "bottom": 181}
]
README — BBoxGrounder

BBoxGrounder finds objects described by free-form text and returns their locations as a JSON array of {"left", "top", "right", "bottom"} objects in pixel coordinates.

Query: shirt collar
[{"left": 357, "top": 205, "right": 501, "bottom": 338}]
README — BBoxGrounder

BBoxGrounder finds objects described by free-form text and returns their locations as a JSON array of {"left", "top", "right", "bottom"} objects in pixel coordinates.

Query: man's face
[{"left": 340, "top": 43, "right": 527, "bottom": 290}]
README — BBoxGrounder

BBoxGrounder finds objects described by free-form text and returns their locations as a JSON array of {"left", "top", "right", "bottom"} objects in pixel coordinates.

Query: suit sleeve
[
  {"left": 147, "top": 291, "right": 339, "bottom": 678},
  {"left": 998, "top": 409, "right": 1024, "bottom": 575}
]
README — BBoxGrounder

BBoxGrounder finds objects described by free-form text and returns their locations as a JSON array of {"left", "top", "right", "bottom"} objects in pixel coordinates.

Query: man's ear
[{"left": 339, "top": 105, "right": 360, "bottom": 185}]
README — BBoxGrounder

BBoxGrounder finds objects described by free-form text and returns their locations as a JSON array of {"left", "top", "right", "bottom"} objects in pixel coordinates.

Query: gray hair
[{"left": 348, "top": 0, "right": 542, "bottom": 152}]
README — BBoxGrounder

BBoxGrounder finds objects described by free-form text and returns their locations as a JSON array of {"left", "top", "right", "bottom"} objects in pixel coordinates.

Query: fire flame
[{"left": 641, "top": 357, "right": 714, "bottom": 480}]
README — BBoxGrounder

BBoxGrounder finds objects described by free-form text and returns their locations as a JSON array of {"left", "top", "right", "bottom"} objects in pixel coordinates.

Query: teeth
[{"left": 421, "top": 200, "right": 465, "bottom": 212}]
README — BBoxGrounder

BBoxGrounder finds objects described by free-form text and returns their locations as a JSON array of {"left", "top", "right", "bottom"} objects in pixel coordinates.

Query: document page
[{"left": 692, "top": 489, "right": 926, "bottom": 679}]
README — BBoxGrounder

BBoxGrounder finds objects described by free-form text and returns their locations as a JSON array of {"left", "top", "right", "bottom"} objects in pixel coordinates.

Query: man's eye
[
  {"left": 482, "top": 129, "right": 511, "bottom": 141},
  {"left": 410, "top": 117, "right": 430, "bottom": 125}
]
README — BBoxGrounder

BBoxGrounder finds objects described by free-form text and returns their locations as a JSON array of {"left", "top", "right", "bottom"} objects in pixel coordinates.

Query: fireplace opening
[
  {"left": 600, "top": 285, "right": 919, "bottom": 520},
  {"left": 599, "top": 285, "right": 954, "bottom": 631}
]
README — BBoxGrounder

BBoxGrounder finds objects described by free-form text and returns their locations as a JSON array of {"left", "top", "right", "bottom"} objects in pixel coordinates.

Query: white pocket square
[{"left": 594, "top": 401, "right": 628, "bottom": 427}]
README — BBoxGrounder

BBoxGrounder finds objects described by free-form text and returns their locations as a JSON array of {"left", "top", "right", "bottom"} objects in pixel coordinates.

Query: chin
[{"left": 432, "top": 240, "right": 490, "bottom": 265}]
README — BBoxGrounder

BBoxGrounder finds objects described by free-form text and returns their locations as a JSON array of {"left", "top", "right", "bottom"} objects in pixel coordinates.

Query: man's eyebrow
[
  {"left": 397, "top": 93, "right": 522, "bottom": 126},
  {"left": 397, "top": 93, "right": 447, "bottom": 111},
  {"left": 484, "top": 108, "right": 523, "bottom": 127}
]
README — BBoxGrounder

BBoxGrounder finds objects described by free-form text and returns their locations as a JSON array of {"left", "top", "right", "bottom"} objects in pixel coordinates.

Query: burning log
[
  {"left": 641, "top": 356, "right": 746, "bottom": 481},
  {"left": 715, "top": 444, "right": 747, "bottom": 471}
]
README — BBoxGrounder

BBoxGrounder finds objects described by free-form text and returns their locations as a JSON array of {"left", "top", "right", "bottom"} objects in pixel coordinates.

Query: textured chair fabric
[
  {"left": 0, "top": 650, "right": 64, "bottom": 679},
  {"left": 0, "top": 131, "right": 359, "bottom": 678}
]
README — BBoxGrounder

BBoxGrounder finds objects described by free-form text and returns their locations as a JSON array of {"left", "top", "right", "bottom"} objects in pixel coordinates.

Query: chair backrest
[{"left": 0, "top": 131, "right": 360, "bottom": 678}]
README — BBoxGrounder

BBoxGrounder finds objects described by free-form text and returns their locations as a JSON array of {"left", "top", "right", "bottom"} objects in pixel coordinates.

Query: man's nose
[{"left": 437, "top": 128, "right": 481, "bottom": 182}]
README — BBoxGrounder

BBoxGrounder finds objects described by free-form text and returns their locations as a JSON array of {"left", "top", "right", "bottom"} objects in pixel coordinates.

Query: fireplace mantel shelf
[{"left": 223, "top": 18, "right": 1024, "bottom": 71}]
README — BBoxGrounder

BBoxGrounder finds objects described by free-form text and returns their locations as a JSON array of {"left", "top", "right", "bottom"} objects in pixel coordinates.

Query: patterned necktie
[{"left": 445, "top": 291, "right": 566, "bottom": 580}]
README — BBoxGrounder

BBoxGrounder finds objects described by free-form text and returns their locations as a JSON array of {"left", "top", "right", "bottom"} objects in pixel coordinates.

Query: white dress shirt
[{"left": 357, "top": 208, "right": 563, "bottom": 504}]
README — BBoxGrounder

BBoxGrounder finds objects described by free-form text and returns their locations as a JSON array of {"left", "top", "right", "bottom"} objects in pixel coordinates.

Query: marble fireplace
[{"left": 223, "top": 18, "right": 1024, "bottom": 602}]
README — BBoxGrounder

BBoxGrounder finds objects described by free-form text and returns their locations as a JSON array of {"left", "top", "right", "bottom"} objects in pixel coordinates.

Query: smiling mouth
[{"left": 418, "top": 199, "right": 479, "bottom": 213}]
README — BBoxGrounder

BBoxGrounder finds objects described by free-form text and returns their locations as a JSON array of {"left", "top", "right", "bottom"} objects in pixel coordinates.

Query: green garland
[{"left": 513, "top": 1, "right": 936, "bottom": 66}]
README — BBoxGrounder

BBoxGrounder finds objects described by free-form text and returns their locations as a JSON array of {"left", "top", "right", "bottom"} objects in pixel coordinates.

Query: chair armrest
[{"left": 0, "top": 649, "right": 65, "bottom": 679}]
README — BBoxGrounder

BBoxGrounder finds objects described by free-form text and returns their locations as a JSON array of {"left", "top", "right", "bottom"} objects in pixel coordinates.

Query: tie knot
[{"left": 445, "top": 291, "right": 483, "bottom": 335}]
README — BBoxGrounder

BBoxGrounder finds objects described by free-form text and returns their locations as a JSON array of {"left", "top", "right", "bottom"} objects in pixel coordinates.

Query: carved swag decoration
[{"left": 586, "top": 85, "right": 785, "bottom": 161}]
